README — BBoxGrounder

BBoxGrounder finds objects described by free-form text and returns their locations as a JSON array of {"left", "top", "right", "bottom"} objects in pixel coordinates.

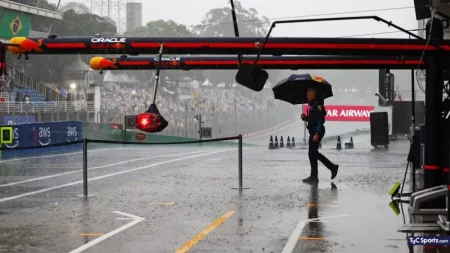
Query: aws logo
[
  {"left": 38, "top": 127, "right": 51, "bottom": 146},
  {"left": 67, "top": 126, "right": 78, "bottom": 142}
]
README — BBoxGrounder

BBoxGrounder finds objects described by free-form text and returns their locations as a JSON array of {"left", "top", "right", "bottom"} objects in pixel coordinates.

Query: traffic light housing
[{"left": 135, "top": 104, "right": 168, "bottom": 133}]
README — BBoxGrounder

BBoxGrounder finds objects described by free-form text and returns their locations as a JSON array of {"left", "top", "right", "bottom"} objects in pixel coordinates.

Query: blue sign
[
  {"left": 3, "top": 115, "right": 35, "bottom": 125},
  {"left": 408, "top": 236, "right": 450, "bottom": 246},
  {"left": 0, "top": 121, "right": 83, "bottom": 158}
]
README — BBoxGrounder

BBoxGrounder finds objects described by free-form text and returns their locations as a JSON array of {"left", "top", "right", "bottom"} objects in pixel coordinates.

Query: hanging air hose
[{"left": 135, "top": 44, "right": 168, "bottom": 133}]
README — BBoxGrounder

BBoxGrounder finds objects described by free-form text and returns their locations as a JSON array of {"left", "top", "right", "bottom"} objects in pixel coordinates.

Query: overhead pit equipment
[
  {"left": 7, "top": 35, "right": 450, "bottom": 57},
  {"left": 88, "top": 55, "right": 425, "bottom": 71}
]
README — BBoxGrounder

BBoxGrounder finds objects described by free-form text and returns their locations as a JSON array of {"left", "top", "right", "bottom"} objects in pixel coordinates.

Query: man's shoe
[
  {"left": 302, "top": 176, "right": 319, "bottom": 184},
  {"left": 331, "top": 164, "right": 339, "bottom": 180}
]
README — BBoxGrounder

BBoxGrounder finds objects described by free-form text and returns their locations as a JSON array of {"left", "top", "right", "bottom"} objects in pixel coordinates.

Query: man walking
[{"left": 301, "top": 88, "right": 339, "bottom": 183}]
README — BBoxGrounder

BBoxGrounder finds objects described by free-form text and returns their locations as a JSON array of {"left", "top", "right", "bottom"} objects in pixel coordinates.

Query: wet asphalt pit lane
[{"left": 0, "top": 137, "right": 415, "bottom": 253}]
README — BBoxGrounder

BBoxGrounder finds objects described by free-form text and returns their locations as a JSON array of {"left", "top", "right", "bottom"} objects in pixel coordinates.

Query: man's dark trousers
[{"left": 308, "top": 130, "right": 334, "bottom": 177}]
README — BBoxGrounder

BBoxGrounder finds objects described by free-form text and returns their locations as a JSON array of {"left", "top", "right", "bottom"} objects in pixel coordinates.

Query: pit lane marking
[
  {"left": 0, "top": 146, "right": 139, "bottom": 163},
  {"left": 70, "top": 211, "right": 144, "bottom": 253},
  {"left": 79, "top": 233, "right": 104, "bottom": 237},
  {"left": 0, "top": 149, "right": 214, "bottom": 187},
  {"left": 0, "top": 149, "right": 234, "bottom": 203},
  {"left": 175, "top": 210, "right": 235, "bottom": 253},
  {"left": 281, "top": 214, "right": 349, "bottom": 253},
  {"left": 299, "top": 237, "right": 325, "bottom": 240}
]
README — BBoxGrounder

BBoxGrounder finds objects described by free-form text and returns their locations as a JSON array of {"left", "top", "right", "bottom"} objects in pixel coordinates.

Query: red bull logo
[
  {"left": 90, "top": 57, "right": 117, "bottom": 70},
  {"left": 311, "top": 75, "right": 325, "bottom": 83},
  {"left": 8, "top": 37, "right": 44, "bottom": 54}
]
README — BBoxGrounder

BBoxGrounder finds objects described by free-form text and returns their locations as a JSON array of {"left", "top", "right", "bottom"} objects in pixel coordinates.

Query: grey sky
[{"left": 57, "top": 0, "right": 418, "bottom": 38}]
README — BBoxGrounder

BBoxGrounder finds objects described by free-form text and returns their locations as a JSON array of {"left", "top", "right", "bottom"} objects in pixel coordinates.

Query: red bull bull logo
[
  {"left": 90, "top": 57, "right": 117, "bottom": 70},
  {"left": 311, "top": 75, "right": 325, "bottom": 83},
  {"left": 8, "top": 37, "right": 44, "bottom": 54}
]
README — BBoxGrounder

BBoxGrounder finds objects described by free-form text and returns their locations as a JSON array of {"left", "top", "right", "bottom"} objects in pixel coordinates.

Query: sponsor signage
[
  {"left": 135, "top": 133, "right": 146, "bottom": 141},
  {"left": 91, "top": 38, "right": 126, "bottom": 43},
  {"left": 303, "top": 105, "right": 375, "bottom": 122},
  {"left": 3, "top": 115, "right": 35, "bottom": 125}
]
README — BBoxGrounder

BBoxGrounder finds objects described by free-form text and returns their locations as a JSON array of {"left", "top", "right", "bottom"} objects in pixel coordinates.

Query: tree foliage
[
  {"left": 194, "top": 1, "right": 284, "bottom": 88},
  {"left": 193, "top": 0, "right": 269, "bottom": 37},
  {"left": 15, "top": 1, "right": 285, "bottom": 91},
  {"left": 127, "top": 20, "right": 204, "bottom": 86},
  {"left": 15, "top": 4, "right": 117, "bottom": 83},
  {"left": 58, "top": 2, "right": 90, "bottom": 14},
  {"left": 127, "top": 20, "right": 193, "bottom": 37}
]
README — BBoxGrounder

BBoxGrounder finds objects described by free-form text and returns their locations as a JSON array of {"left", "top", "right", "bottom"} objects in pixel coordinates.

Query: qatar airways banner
[{"left": 302, "top": 105, "right": 375, "bottom": 122}]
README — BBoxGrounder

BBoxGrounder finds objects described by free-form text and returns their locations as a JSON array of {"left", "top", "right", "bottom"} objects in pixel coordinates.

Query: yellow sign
[
  {"left": 0, "top": 127, "right": 13, "bottom": 144},
  {"left": 10, "top": 17, "right": 23, "bottom": 36}
]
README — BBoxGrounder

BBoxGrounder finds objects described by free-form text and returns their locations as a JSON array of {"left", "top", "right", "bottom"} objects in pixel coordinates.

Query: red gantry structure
[{"left": 7, "top": 36, "right": 450, "bottom": 57}]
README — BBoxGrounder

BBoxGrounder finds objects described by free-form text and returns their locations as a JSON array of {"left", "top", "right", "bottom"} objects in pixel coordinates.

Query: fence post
[
  {"left": 232, "top": 135, "right": 248, "bottom": 191},
  {"left": 77, "top": 138, "right": 95, "bottom": 199}
]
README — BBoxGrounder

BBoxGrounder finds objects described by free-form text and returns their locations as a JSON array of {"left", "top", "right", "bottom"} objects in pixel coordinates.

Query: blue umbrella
[{"left": 272, "top": 74, "right": 333, "bottom": 105}]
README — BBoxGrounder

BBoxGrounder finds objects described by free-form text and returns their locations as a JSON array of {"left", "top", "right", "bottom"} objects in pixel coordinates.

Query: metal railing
[
  {"left": 0, "top": 101, "right": 94, "bottom": 113},
  {"left": 9, "top": 0, "right": 57, "bottom": 11},
  {"left": 6, "top": 65, "right": 67, "bottom": 102}
]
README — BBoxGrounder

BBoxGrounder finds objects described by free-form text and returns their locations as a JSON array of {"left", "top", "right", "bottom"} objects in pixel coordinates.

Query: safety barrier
[
  {"left": 0, "top": 121, "right": 83, "bottom": 158},
  {"left": 0, "top": 121, "right": 207, "bottom": 159}
]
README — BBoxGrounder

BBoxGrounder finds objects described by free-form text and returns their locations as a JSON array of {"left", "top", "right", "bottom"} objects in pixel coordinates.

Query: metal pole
[
  {"left": 123, "top": 115, "right": 127, "bottom": 142},
  {"left": 77, "top": 138, "right": 95, "bottom": 199},
  {"left": 83, "top": 138, "right": 88, "bottom": 197},
  {"left": 232, "top": 135, "right": 248, "bottom": 191},
  {"left": 411, "top": 69, "right": 416, "bottom": 131},
  {"left": 411, "top": 69, "right": 416, "bottom": 192},
  {"left": 198, "top": 114, "right": 202, "bottom": 141},
  {"left": 238, "top": 134, "right": 243, "bottom": 190},
  {"left": 184, "top": 104, "right": 188, "bottom": 138}
]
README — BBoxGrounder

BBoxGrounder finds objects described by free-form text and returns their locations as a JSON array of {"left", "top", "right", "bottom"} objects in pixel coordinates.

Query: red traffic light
[{"left": 136, "top": 112, "right": 168, "bottom": 133}]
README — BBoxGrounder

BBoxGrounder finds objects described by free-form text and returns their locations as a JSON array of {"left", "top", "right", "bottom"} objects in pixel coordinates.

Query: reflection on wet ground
[{"left": 0, "top": 136, "right": 422, "bottom": 253}]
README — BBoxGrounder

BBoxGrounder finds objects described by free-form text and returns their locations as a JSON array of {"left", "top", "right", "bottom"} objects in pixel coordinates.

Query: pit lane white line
[
  {"left": 69, "top": 211, "right": 145, "bottom": 253},
  {"left": 281, "top": 214, "right": 349, "bottom": 253},
  {"left": 0, "top": 149, "right": 235, "bottom": 203},
  {"left": 0, "top": 147, "right": 143, "bottom": 164},
  {"left": 0, "top": 149, "right": 215, "bottom": 188}
]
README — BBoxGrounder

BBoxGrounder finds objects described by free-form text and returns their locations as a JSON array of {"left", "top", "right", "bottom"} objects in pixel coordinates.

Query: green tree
[
  {"left": 16, "top": 4, "right": 117, "bottom": 83},
  {"left": 126, "top": 20, "right": 204, "bottom": 87},
  {"left": 127, "top": 20, "right": 194, "bottom": 37},
  {"left": 194, "top": 1, "right": 284, "bottom": 89},
  {"left": 193, "top": 0, "right": 269, "bottom": 37}
]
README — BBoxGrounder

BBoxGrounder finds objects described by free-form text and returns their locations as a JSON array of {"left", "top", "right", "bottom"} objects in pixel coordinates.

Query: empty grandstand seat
[{"left": 11, "top": 86, "right": 46, "bottom": 102}]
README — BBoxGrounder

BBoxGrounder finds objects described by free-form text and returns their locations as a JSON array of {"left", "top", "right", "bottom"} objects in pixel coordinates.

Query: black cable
[
  {"left": 415, "top": 3, "right": 436, "bottom": 94},
  {"left": 338, "top": 28, "right": 424, "bottom": 38},
  {"left": 399, "top": 161, "right": 410, "bottom": 196},
  {"left": 86, "top": 136, "right": 239, "bottom": 145}
]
